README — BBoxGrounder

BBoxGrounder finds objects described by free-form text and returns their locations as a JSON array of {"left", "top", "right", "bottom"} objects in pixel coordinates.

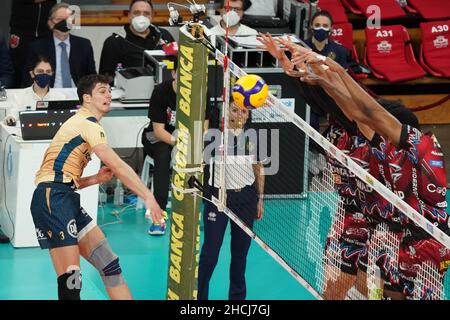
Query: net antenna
[{"left": 215, "top": 0, "right": 233, "bottom": 212}]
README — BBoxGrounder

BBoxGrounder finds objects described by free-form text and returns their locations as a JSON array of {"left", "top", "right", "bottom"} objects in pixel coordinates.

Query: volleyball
[{"left": 232, "top": 74, "right": 269, "bottom": 109}]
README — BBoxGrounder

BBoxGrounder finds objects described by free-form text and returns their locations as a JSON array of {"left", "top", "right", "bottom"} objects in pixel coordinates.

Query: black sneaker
[{"left": 0, "top": 229, "right": 10, "bottom": 243}]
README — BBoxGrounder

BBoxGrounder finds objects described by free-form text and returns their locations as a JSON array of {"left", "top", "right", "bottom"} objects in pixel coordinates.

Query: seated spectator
[
  {"left": 4, "top": 55, "right": 65, "bottom": 125},
  {"left": 0, "top": 37, "right": 15, "bottom": 89},
  {"left": 99, "top": 0, "right": 174, "bottom": 81},
  {"left": 303, "top": 10, "right": 354, "bottom": 133},
  {"left": 24, "top": 2, "right": 96, "bottom": 88},
  {"left": 209, "top": 0, "right": 257, "bottom": 46},
  {"left": 141, "top": 57, "right": 178, "bottom": 236},
  {"left": 305, "top": 10, "right": 353, "bottom": 69},
  {"left": 9, "top": 0, "right": 56, "bottom": 88}
]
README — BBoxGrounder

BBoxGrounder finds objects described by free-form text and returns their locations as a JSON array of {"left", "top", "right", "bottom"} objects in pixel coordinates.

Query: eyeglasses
[
  {"left": 131, "top": 9, "right": 152, "bottom": 17},
  {"left": 229, "top": 7, "right": 244, "bottom": 13}
]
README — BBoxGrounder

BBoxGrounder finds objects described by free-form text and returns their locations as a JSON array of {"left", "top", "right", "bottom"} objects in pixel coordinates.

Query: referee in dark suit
[{"left": 23, "top": 2, "right": 96, "bottom": 88}]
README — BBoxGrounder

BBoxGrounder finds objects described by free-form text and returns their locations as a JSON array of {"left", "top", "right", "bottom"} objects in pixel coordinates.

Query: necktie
[{"left": 59, "top": 42, "right": 72, "bottom": 88}]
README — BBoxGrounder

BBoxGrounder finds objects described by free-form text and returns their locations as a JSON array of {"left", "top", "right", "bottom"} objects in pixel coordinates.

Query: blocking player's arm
[
  {"left": 92, "top": 143, "right": 163, "bottom": 222},
  {"left": 308, "top": 64, "right": 375, "bottom": 140},
  {"left": 322, "top": 58, "right": 403, "bottom": 146}
]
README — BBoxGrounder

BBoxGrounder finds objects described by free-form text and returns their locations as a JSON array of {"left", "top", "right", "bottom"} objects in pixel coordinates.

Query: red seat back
[
  {"left": 352, "top": 0, "right": 406, "bottom": 19},
  {"left": 420, "top": 20, "right": 450, "bottom": 77},
  {"left": 340, "top": 0, "right": 363, "bottom": 15},
  {"left": 317, "top": 0, "right": 348, "bottom": 23},
  {"left": 408, "top": 0, "right": 450, "bottom": 20},
  {"left": 366, "top": 25, "right": 408, "bottom": 69},
  {"left": 331, "top": 22, "right": 353, "bottom": 50},
  {"left": 331, "top": 22, "right": 359, "bottom": 61},
  {"left": 365, "top": 25, "right": 425, "bottom": 82}
]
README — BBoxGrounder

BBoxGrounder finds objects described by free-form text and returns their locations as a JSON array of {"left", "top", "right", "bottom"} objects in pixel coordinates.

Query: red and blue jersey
[
  {"left": 350, "top": 133, "right": 395, "bottom": 224},
  {"left": 326, "top": 121, "right": 358, "bottom": 210},
  {"left": 370, "top": 125, "right": 449, "bottom": 239}
]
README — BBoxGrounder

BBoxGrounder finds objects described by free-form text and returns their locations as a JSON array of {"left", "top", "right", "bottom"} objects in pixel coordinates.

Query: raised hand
[
  {"left": 257, "top": 33, "right": 296, "bottom": 75},
  {"left": 257, "top": 32, "right": 287, "bottom": 60},
  {"left": 323, "top": 57, "right": 345, "bottom": 73},
  {"left": 277, "top": 36, "right": 311, "bottom": 56}
]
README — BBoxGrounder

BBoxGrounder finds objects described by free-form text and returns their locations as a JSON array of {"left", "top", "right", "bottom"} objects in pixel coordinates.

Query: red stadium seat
[
  {"left": 340, "top": 0, "right": 364, "bottom": 15},
  {"left": 364, "top": 25, "right": 426, "bottom": 82},
  {"left": 344, "top": 0, "right": 406, "bottom": 19},
  {"left": 332, "top": 22, "right": 369, "bottom": 79},
  {"left": 419, "top": 20, "right": 450, "bottom": 77},
  {"left": 331, "top": 22, "right": 359, "bottom": 61},
  {"left": 317, "top": 0, "right": 348, "bottom": 23},
  {"left": 407, "top": 0, "right": 450, "bottom": 20}
]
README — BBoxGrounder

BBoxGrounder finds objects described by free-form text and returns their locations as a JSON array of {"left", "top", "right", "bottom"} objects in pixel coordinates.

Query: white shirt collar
[
  {"left": 28, "top": 85, "right": 50, "bottom": 100},
  {"left": 53, "top": 35, "right": 71, "bottom": 46}
]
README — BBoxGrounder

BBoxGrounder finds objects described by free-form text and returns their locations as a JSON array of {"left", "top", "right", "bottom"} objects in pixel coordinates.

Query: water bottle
[
  {"left": 114, "top": 180, "right": 124, "bottom": 206},
  {"left": 0, "top": 83, "right": 7, "bottom": 101},
  {"left": 99, "top": 188, "right": 107, "bottom": 206},
  {"left": 114, "top": 63, "right": 123, "bottom": 87},
  {"left": 207, "top": 0, "right": 216, "bottom": 17}
]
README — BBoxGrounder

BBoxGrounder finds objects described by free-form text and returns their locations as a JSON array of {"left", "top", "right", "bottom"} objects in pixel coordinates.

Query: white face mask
[
  {"left": 222, "top": 10, "right": 240, "bottom": 27},
  {"left": 132, "top": 15, "right": 151, "bottom": 33}
]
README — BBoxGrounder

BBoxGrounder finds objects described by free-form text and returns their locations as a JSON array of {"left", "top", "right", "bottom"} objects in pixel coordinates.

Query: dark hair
[
  {"left": 219, "top": 0, "right": 249, "bottom": 11},
  {"left": 77, "top": 74, "right": 111, "bottom": 103},
  {"left": 378, "top": 98, "right": 421, "bottom": 130},
  {"left": 29, "top": 55, "right": 54, "bottom": 72},
  {"left": 310, "top": 10, "right": 334, "bottom": 26},
  {"left": 129, "top": 0, "right": 153, "bottom": 12}
]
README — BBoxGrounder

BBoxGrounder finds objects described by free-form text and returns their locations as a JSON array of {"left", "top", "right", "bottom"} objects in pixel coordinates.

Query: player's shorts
[
  {"left": 356, "top": 216, "right": 403, "bottom": 295},
  {"left": 324, "top": 209, "right": 370, "bottom": 276},
  {"left": 30, "top": 182, "right": 96, "bottom": 250},
  {"left": 339, "top": 212, "right": 371, "bottom": 275},
  {"left": 385, "top": 236, "right": 450, "bottom": 299}
]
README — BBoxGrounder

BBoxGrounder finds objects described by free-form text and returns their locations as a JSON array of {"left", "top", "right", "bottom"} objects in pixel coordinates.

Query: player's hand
[
  {"left": 323, "top": 57, "right": 345, "bottom": 73},
  {"left": 256, "top": 198, "right": 264, "bottom": 220},
  {"left": 276, "top": 37, "right": 311, "bottom": 57},
  {"left": 96, "top": 167, "right": 114, "bottom": 184},
  {"left": 257, "top": 32, "right": 287, "bottom": 61},
  {"left": 291, "top": 51, "right": 324, "bottom": 68},
  {"left": 145, "top": 198, "right": 164, "bottom": 225},
  {"left": 299, "top": 65, "right": 325, "bottom": 85}
]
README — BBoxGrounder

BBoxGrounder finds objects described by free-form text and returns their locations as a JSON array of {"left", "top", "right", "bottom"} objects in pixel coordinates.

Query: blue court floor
[
  {"left": 0, "top": 203, "right": 312, "bottom": 300},
  {"left": 4, "top": 192, "right": 449, "bottom": 300}
]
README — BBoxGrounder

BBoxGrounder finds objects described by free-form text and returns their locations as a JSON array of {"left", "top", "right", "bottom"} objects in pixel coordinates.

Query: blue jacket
[
  {"left": 0, "top": 38, "right": 15, "bottom": 88},
  {"left": 304, "top": 39, "right": 352, "bottom": 68}
]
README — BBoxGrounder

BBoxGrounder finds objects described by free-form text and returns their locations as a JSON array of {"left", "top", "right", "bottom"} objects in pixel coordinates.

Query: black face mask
[{"left": 54, "top": 20, "right": 70, "bottom": 33}]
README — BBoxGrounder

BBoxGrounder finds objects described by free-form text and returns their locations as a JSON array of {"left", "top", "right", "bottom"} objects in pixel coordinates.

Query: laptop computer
[
  {"left": 19, "top": 109, "right": 77, "bottom": 140},
  {"left": 36, "top": 100, "right": 80, "bottom": 110}
]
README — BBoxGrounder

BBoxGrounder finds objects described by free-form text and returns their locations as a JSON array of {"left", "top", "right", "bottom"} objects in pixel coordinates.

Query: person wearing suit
[
  {"left": 9, "top": 0, "right": 56, "bottom": 88},
  {"left": 0, "top": 37, "right": 15, "bottom": 88},
  {"left": 24, "top": 2, "right": 96, "bottom": 88}
]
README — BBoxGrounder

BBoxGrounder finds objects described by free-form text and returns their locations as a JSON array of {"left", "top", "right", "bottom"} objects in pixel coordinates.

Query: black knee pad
[{"left": 57, "top": 269, "right": 82, "bottom": 300}]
